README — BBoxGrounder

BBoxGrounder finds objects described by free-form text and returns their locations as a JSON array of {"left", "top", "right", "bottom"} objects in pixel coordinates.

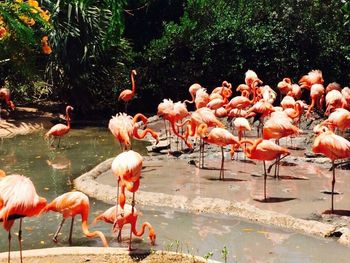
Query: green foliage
[
  {"left": 45, "top": 0, "right": 132, "bottom": 116},
  {"left": 140, "top": 0, "right": 350, "bottom": 110},
  {"left": 0, "top": 0, "right": 51, "bottom": 92}
]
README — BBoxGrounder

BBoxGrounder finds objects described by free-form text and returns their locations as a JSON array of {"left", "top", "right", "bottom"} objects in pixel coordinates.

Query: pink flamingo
[
  {"left": 45, "top": 105, "right": 74, "bottom": 147},
  {"left": 118, "top": 70, "right": 137, "bottom": 113},
  {"left": 312, "top": 129, "right": 350, "bottom": 212},
  {"left": 42, "top": 191, "right": 109, "bottom": 247},
  {"left": 0, "top": 174, "right": 47, "bottom": 263},
  {"left": 93, "top": 204, "right": 156, "bottom": 246}
]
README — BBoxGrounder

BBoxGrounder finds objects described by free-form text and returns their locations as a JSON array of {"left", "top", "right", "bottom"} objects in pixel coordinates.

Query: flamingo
[
  {"left": 184, "top": 83, "right": 202, "bottom": 104},
  {"left": 93, "top": 204, "right": 156, "bottom": 246},
  {"left": 0, "top": 174, "right": 47, "bottom": 263},
  {"left": 341, "top": 87, "right": 350, "bottom": 109},
  {"left": 239, "top": 138, "right": 290, "bottom": 200},
  {"left": 325, "top": 89, "right": 343, "bottom": 116},
  {"left": 277, "top": 78, "right": 292, "bottom": 96},
  {"left": 246, "top": 100, "right": 275, "bottom": 137},
  {"left": 195, "top": 88, "right": 210, "bottom": 109},
  {"left": 325, "top": 82, "right": 342, "bottom": 94},
  {"left": 197, "top": 123, "right": 240, "bottom": 180},
  {"left": 111, "top": 150, "right": 143, "bottom": 249},
  {"left": 233, "top": 117, "right": 251, "bottom": 141},
  {"left": 0, "top": 88, "right": 15, "bottom": 120},
  {"left": 41, "top": 191, "right": 109, "bottom": 247},
  {"left": 245, "top": 69, "right": 262, "bottom": 90},
  {"left": 306, "top": 84, "right": 325, "bottom": 118},
  {"left": 287, "top": 84, "right": 302, "bottom": 99},
  {"left": 322, "top": 108, "right": 350, "bottom": 132},
  {"left": 45, "top": 105, "right": 74, "bottom": 147},
  {"left": 298, "top": 69, "right": 324, "bottom": 90},
  {"left": 109, "top": 112, "right": 158, "bottom": 151},
  {"left": 312, "top": 129, "right": 350, "bottom": 212},
  {"left": 182, "top": 107, "right": 224, "bottom": 167},
  {"left": 280, "top": 95, "right": 296, "bottom": 110},
  {"left": 118, "top": 70, "right": 137, "bottom": 113}
]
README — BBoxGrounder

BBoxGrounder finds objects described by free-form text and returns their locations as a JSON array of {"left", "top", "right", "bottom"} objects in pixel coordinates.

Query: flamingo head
[
  {"left": 66, "top": 105, "right": 74, "bottom": 112},
  {"left": 131, "top": 70, "right": 137, "bottom": 76},
  {"left": 149, "top": 228, "right": 156, "bottom": 245}
]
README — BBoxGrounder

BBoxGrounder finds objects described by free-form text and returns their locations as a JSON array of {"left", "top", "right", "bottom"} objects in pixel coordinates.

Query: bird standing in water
[
  {"left": 0, "top": 173, "right": 47, "bottom": 263},
  {"left": 239, "top": 138, "right": 290, "bottom": 200},
  {"left": 312, "top": 128, "right": 350, "bottom": 212},
  {"left": 118, "top": 70, "right": 137, "bottom": 113},
  {"left": 93, "top": 204, "right": 156, "bottom": 246},
  {"left": 45, "top": 105, "right": 74, "bottom": 148},
  {"left": 41, "top": 191, "right": 109, "bottom": 247}
]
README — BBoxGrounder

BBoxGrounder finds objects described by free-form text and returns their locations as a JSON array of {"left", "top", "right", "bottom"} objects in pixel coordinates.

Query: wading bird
[
  {"left": 41, "top": 191, "right": 109, "bottom": 247},
  {"left": 118, "top": 70, "right": 137, "bottom": 113},
  {"left": 45, "top": 105, "right": 74, "bottom": 148},
  {"left": 239, "top": 138, "right": 290, "bottom": 200},
  {"left": 93, "top": 204, "right": 156, "bottom": 247},
  {"left": 0, "top": 88, "right": 15, "bottom": 120},
  {"left": 312, "top": 128, "right": 350, "bottom": 212},
  {"left": 0, "top": 174, "right": 47, "bottom": 263},
  {"left": 197, "top": 123, "right": 240, "bottom": 180}
]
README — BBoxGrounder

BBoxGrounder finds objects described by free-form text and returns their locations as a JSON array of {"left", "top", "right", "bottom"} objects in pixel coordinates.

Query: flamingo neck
[
  {"left": 82, "top": 220, "right": 109, "bottom": 247},
  {"left": 132, "top": 221, "right": 153, "bottom": 237},
  {"left": 133, "top": 113, "right": 148, "bottom": 125},
  {"left": 66, "top": 109, "right": 71, "bottom": 128},
  {"left": 131, "top": 71, "right": 136, "bottom": 94},
  {"left": 133, "top": 128, "right": 158, "bottom": 141}
]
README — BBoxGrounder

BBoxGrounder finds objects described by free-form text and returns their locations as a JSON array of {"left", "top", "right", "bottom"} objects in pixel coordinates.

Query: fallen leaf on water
[
  {"left": 40, "top": 241, "right": 45, "bottom": 244},
  {"left": 35, "top": 156, "right": 41, "bottom": 159},
  {"left": 257, "top": 230, "right": 268, "bottom": 234},
  {"left": 44, "top": 187, "right": 50, "bottom": 191},
  {"left": 25, "top": 227, "right": 33, "bottom": 232},
  {"left": 242, "top": 228, "right": 254, "bottom": 232}
]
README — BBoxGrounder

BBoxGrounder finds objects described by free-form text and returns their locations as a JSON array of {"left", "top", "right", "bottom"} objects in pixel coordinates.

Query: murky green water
[{"left": 1, "top": 128, "right": 350, "bottom": 263}]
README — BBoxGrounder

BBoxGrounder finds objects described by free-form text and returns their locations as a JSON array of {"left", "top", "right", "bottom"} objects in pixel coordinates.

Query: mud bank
[{"left": 0, "top": 247, "right": 219, "bottom": 263}]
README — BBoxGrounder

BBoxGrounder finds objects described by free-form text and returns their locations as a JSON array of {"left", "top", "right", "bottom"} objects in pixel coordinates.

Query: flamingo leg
[
  {"left": 124, "top": 102, "right": 128, "bottom": 114},
  {"left": 113, "top": 178, "right": 123, "bottom": 242},
  {"left": 331, "top": 160, "right": 336, "bottom": 213},
  {"left": 129, "top": 192, "right": 136, "bottom": 251},
  {"left": 263, "top": 161, "right": 267, "bottom": 200},
  {"left": 201, "top": 141, "right": 205, "bottom": 168},
  {"left": 68, "top": 216, "right": 74, "bottom": 245},
  {"left": 57, "top": 137, "right": 61, "bottom": 148},
  {"left": 198, "top": 138, "right": 203, "bottom": 168},
  {"left": 53, "top": 218, "right": 65, "bottom": 243},
  {"left": 8, "top": 230, "right": 11, "bottom": 263},
  {"left": 18, "top": 219, "right": 23, "bottom": 263},
  {"left": 220, "top": 147, "right": 224, "bottom": 180},
  {"left": 267, "top": 153, "right": 290, "bottom": 174}
]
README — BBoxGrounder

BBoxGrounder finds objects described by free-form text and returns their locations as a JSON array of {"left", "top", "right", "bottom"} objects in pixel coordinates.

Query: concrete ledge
[{"left": 74, "top": 158, "right": 349, "bottom": 246}]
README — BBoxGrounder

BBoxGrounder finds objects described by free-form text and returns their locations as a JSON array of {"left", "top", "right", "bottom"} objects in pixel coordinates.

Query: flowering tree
[{"left": 0, "top": 0, "right": 51, "bottom": 64}]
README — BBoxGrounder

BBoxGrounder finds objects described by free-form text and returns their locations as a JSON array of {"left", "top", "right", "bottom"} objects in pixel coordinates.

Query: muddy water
[{"left": 1, "top": 129, "right": 350, "bottom": 262}]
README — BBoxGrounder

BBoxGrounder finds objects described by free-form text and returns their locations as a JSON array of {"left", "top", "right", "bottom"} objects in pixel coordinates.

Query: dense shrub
[{"left": 138, "top": 0, "right": 350, "bottom": 111}]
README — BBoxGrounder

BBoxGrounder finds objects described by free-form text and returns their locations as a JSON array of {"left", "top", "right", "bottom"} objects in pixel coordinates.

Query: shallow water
[{"left": 1, "top": 129, "right": 350, "bottom": 263}]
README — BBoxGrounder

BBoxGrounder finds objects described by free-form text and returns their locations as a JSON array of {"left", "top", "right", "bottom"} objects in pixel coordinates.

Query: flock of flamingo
[{"left": 1, "top": 68, "right": 350, "bottom": 262}]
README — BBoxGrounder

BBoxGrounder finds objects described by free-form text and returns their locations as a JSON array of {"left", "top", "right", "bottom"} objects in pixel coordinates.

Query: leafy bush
[{"left": 139, "top": 0, "right": 350, "bottom": 111}]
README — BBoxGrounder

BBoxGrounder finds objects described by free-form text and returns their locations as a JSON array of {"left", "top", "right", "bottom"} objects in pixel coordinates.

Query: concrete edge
[{"left": 74, "top": 157, "right": 350, "bottom": 247}]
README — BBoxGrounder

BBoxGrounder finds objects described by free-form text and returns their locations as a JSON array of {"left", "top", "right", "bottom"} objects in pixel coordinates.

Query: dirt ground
[{"left": 0, "top": 247, "right": 216, "bottom": 263}]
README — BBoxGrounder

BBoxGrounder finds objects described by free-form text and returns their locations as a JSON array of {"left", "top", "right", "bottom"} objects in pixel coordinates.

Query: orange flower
[
  {"left": 0, "top": 27, "right": 7, "bottom": 39},
  {"left": 19, "top": 15, "right": 35, "bottom": 26},
  {"left": 41, "top": 36, "right": 52, "bottom": 55}
]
